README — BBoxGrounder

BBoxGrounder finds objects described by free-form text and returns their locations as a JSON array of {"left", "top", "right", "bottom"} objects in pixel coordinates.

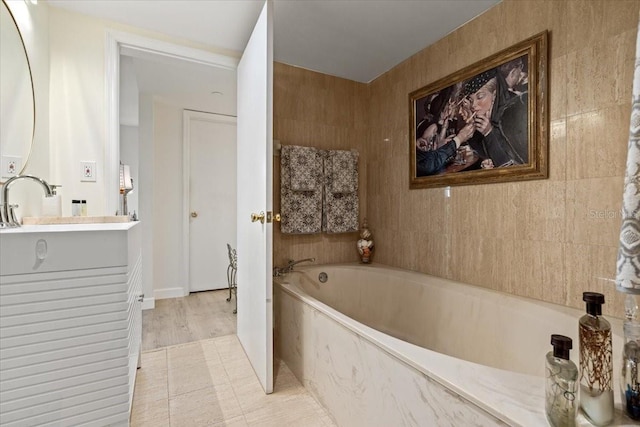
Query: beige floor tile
[
  {"left": 141, "top": 348, "right": 167, "bottom": 367},
  {"left": 222, "top": 357, "right": 256, "bottom": 382},
  {"left": 134, "top": 362, "right": 168, "bottom": 403},
  {"left": 211, "top": 415, "right": 249, "bottom": 427},
  {"left": 168, "top": 359, "right": 218, "bottom": 397},
  {"left": 206, "top": 359, "right": 232, "bottom": 386},
  {"left": 169, "top": 384, "right": 243, "bottom": 426},
  {"left": 167, "top": 341, "right": 207, "bottom": 368},
  {"left": 200, "top": 338, "right": 224, "bottom": 365},
  {"left": 214, "top": 336, "right": 246, "bottom": 363},
  {"left": 137, "top": 300, "right": 335, "bottom": 427},
  {"left": 131, "top": 396, "right": 170, "bottom": 427},
  {"left": 243, "top": 393, "right": 327, "bottom": 427},
  {"left": 273, "top": 361, "right": 307, "bottom": 397},
  {"left": 230, "top": 373, "right": 270, "bottom": 414}
]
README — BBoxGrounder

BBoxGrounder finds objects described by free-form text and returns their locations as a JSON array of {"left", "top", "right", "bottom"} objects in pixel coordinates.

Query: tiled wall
[
  {"left": 273, "top": 63, "right": 369, "bottom": 267},
  {"left": 274, "top": 0, "right": 640, "bottom": 318},
  {"left": 366, "top": 0, "right": 639, "bottom": 318}
]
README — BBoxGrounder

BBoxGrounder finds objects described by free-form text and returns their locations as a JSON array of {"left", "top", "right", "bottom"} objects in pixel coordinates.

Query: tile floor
[{"left": 131, "top": 335, "right": 337, "bottom": 426}]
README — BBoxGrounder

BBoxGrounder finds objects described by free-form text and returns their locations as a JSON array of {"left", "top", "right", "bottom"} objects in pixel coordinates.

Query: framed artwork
[{"left": 409, "top": 31, "right": 548, "bottom": 189}]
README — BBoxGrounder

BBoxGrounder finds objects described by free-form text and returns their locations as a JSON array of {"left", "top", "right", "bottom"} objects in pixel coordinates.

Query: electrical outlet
[
  {"left": 1, "top": 156, "right": 22, "bottom": 179},
  {"left": 81, "top": 161, "right": 97, "bottom": 182}
]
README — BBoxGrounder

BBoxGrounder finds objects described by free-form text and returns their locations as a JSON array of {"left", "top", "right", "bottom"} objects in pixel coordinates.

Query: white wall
[
  {"left": 47, "top": 6, "right": 239, "bottom": 217},
  {"left": 139, "top": 94, "right": 154, "bottom": 308},
  {"left": 151, "top": 101, "right": 184, "bottom": 298},
  {"left": 4, "top": 1, "right": 49, "bottom": 218},
  {"left": 119, "top": 55, "right": 139, "bottom": 127},
  {"left": 119, "top": 125, "right": 139, "bottom": 215},
  {"left": 49, "top": 8, "right": 106, "bottom": 216}
]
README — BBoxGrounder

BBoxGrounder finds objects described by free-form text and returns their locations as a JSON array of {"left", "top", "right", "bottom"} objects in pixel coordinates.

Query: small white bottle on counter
[{"left": 71, "top": 200, "right": 81, "bottom": 216}]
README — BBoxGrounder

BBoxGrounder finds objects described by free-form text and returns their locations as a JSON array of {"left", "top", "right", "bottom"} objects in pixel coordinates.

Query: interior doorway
[
  {"left": 113, "top": 34, "right": 238, "bottom": 305},
  {"left": 184, "top": 110, "right": 237, "bottom": 293}
]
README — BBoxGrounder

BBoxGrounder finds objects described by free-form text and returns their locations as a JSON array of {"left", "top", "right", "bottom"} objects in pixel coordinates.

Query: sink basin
[{"left": 22, "top": 216, "right": 130, "bottom": 225}]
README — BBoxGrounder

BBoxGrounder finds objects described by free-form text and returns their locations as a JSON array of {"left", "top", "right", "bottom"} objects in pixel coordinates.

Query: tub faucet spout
[{"left": 273, "top": 257, "right": 315, "bottom": 277}]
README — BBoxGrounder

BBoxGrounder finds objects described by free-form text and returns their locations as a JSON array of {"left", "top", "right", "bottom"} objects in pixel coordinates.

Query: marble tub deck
[{"left": 276, "top": 277, "right": 637, "bottom": 427}]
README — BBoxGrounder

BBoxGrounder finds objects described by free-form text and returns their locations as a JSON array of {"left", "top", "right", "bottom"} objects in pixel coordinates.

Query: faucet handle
[
  {"left": 8, "top": 204, "right": 19, "bottom": 226},
  {"left": 49, "top": 185, "right": 61, "bottom": 195}
]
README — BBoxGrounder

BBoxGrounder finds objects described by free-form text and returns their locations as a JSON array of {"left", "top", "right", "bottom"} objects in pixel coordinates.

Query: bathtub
[{"left": 274, "top": 263, "right": 628, "bottom": 426}]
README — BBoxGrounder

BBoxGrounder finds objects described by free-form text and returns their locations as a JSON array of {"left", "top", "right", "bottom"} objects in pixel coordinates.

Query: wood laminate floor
[{"left": 142, "top": 289, "right": 237, "bottom": 351}]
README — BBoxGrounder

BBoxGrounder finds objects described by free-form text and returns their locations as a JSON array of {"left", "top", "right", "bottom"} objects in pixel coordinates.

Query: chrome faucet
[
  {"left": 1, "top": 174, "right": 53, "bottom": 228},
  {"left": 273, "top": 257, "right": 315, "bottom": 277}
]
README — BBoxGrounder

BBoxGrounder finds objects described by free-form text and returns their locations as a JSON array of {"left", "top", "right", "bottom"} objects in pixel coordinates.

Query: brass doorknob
[
  {"left": 191, "top": 211, "right": 198, "bottom": 218},
  {"left": 251, "top": 211, "right": 265, "bottom": 224}
]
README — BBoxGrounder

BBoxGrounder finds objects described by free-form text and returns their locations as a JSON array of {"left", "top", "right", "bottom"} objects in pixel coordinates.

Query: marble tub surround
[
  {"left": 131, "top": 336, "right": 336, "bottom": 427},
  {"left": 274, "top": 264, "right": 633, "bottom": 426}
]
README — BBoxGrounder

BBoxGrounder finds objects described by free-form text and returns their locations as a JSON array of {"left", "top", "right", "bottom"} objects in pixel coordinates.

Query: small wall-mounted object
[
  {"left": 80, "top": 161, "right": 96, "bottom": 182},
  {"left": 1, "top": 155, "right": 22, "bottom": 179}
]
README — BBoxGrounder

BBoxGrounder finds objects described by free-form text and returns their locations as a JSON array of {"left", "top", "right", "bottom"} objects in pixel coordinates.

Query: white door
[
  {"left": 185, "top": 111, "right": 237, "bottom": 292},
  {"left": 236, "top": 0, "right": 274, "bottom": 393}
]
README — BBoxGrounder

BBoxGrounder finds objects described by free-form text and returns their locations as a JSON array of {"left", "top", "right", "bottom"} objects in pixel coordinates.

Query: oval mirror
[{"left": 0, "top": 0, "right": 35, "bottom": 179}]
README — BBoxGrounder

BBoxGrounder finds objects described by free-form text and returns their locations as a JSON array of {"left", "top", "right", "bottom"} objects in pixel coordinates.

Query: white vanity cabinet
[{"left": 0, "top": 223, "right": 142, "bottom": 426}]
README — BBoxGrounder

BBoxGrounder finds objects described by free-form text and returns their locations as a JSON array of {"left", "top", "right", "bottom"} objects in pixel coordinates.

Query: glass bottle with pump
[
  {"left": 579, "top": 292, "right": 614, "bottom": 426},
  {"left": 622, "top": 293, "right": 640, "bottom": 420},
  {"left": 545, "top": 334, "right": 578, "bottom": 427}
]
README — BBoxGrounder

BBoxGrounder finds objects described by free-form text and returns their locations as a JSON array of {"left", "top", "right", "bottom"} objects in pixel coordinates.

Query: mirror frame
[{"left": 1, "top": 0, "right": 36, "bottom": 180}]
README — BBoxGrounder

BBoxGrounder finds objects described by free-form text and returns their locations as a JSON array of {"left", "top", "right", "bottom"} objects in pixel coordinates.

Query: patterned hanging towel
[
  {"left": 324, "top": 150, "right": 359, "bottom": 233},
  {"left": 330, "top": 150, "right": 358, "bottom": 194},
  {"left": 616, "top": 17, "right": 640, "bottom": 294},
  {"left": 289, "top": 145, "right": 319, "bottom": 191},
  {"left": 280, "top": 145, "right": 323, "bottom": 234}
]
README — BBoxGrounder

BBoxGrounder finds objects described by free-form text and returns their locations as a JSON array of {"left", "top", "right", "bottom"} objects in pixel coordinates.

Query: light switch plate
[
  {"left": 81, "top": 161, "right": 96, "bottom": 182},
  {"left": 1, "top": 155, "right": 22, "bottom": 179}
]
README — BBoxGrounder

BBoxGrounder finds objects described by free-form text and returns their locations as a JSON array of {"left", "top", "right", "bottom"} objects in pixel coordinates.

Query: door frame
[
  {"left": 182, "top": 110, "right": 237, "bottom": 294},
  {"left": 105, "top": 30, "right": 239, "bottom": 306}
]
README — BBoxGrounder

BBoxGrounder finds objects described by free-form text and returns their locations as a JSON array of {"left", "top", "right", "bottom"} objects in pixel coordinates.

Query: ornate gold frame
[{"left": 409, "top": 31, "right": 548, "bottom": 189}]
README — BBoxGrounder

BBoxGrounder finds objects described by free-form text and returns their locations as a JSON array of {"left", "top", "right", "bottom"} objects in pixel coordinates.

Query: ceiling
[{"left": 47, "top": 0, "right": 500, "bottom": 84}]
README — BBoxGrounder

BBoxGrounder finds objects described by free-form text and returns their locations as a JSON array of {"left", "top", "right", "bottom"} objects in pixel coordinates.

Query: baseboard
[
  {"left": 141, "top": 297, "right": 155, "bottom": 310},
  {"left": 154, "top": 287, "right": 186, "bottom": 300}
]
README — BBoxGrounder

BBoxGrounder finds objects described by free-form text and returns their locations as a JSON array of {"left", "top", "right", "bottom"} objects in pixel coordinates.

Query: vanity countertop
[
  {"left": 0, "top": 221, "right": 139, "bottom": 233},
  {"left": 21, "top": 216, "right": 131, "bottom": 226}
]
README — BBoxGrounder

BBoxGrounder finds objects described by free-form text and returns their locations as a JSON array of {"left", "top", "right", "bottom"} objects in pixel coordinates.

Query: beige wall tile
[
  {"left": 505, "top": 239, "right": 565, "bottom": 305},
  {"left": 549, "top": 119, "right": 567, "bottom": 182},
  {"left": 566, "top": 0, "right": 607, "bottom": 54},
  {"left": 509, "top": 180, "right": 566, "bottom": 242},
  {"left": 273, "top": 64, "right": 368, "bottom": 267},
  {"left": 566, "top": 29, "right": 636, "bottom": 116},
  {"left": 566, "top": 105, "right": 630, "bottom": 180},
  {"left": 565, "top": 177, "right": 624, "bottom": 247},
  {"left": 276, "top": 0, "right": 638, "bottom": 318},
  {"left": 567, "top": 0, "right": 640, "bottom": 55},
  {"left": 549, "top": 55, "right": 567, "bottom": 122},
  {"left": 564, "top": 243, "right": 624, "bottom": 317},
  {"left": 450, "top": 183, "right": 517, "bottom": 240}
]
